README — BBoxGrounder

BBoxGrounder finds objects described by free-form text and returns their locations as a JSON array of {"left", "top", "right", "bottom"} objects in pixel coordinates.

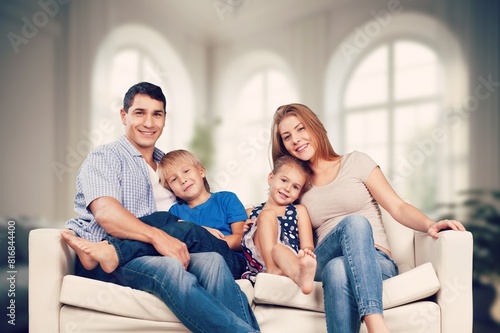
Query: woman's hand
[{"left": 427, "top": 219, "right": 466, "bottom": 239}]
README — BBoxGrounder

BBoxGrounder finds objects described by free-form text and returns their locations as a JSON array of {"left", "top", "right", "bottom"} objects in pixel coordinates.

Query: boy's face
[
  {"left": 120, "top": 94, "right": 166, "bottom": 154},
  {"left": 267, "top": 164, "right": 306, "bottom": 206},
  {"left": 164, "top": 163, "right": 207, "bottom": 203}
]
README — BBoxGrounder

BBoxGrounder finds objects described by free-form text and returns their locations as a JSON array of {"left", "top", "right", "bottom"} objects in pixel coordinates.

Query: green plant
[
  {"left": 188, "top": 118, "right": 221, "bottom": 170},
  {"left": 437, "top": 189, "right": 500, "bottom": 283}
]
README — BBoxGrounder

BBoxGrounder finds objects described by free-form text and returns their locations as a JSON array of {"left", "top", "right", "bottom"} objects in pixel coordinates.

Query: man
[{"left": 64, "top": 82, "right": 260, "bottom": 333}]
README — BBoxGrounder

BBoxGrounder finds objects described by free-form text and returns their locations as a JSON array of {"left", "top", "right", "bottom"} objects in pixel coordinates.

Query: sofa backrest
[{"left": 380, "top": 207, "right": 416, "bottom": 273}]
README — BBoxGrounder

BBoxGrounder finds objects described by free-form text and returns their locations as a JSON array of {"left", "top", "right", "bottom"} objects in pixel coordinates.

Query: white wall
[{"left": 0, "top": 0, "right": 498, "bottom": 225}]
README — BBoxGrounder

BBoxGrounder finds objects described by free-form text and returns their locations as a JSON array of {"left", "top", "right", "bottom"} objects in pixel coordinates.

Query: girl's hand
[
  {"left": 203, "top": 226, "right": 225, "bottom": 239},
  {"left": 427, "top": 219, "right": 466, "bottom": 239}
]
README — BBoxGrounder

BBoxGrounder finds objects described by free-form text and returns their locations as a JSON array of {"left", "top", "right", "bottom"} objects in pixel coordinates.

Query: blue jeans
[
  {"left": 75, "top": 252, "right": 260, "bottom": 333},
  {"left": 107, "top": 211, "right": 248, "bottom": 279},
  {"left": 314, "top": 215, "right": 398, "bottom": 333}
]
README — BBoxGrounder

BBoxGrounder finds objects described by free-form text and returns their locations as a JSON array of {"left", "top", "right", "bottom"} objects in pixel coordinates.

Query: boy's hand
[
  {"left": 203, "top": 226, "right": 225, "bottom": 239},
  {"left": 243, "top": 217, "right": 256, "bottom": 232}
]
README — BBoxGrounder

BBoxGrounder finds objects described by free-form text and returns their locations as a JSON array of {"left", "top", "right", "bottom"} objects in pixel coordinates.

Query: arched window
[
  {"left": 212, "top": 52, "right": 299, "bottom": 205},
  {"left": 325, "top": 14, "right": 467, "bottom": 213},
  {"left": 91, "top": 24, "right": 194, "bottom": 153}
]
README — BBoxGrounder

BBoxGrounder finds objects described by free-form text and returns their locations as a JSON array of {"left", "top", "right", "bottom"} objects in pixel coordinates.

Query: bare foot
[
  {"left": 364, "top": 314, "right": 390, "bottom": 333},
  {"left": 61, "top": 231, "right": 119, "bottom": 273},
  {"left": 297, "top": 249, "right": 317, "bottom": 295}
]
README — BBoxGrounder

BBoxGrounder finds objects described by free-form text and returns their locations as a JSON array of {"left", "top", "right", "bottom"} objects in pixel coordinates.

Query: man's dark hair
[{"left": 123, "top": 82, "right": 166, "bottom": 112}]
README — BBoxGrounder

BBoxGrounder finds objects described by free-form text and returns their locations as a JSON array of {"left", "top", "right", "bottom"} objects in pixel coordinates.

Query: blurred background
[{"left": 0, "top": 0, "right": 499, "bottom": 332}]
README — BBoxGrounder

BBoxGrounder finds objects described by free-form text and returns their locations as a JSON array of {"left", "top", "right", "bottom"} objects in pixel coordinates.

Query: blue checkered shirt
[{"left": 65, "top": 135, "right": 165, "bottom": 242}]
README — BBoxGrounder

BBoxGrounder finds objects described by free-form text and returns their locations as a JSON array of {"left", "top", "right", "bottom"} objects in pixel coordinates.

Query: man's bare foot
[
  {"left": 297, "top": 249, "right": 317, "bottom": 295},
  {"left": 61, "top": 230, "right": 119, "bottom": 273}
]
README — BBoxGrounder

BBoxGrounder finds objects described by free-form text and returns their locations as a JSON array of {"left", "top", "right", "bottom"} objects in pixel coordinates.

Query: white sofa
[{"left": 29, "top": 210, "right": 473, "bottom": 333}]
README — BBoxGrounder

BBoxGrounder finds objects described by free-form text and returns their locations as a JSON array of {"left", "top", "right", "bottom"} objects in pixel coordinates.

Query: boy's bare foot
[
  {"left": 61, "top": 230, "right": 119, "bottom": 273},
  {"left": 297, "top": 249, "right": 317, "bottom": 295}
]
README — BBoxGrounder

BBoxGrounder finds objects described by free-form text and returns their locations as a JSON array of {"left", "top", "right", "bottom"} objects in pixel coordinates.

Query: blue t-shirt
[{"left": 169, "top": 191, "right": 247, "bottom": 236}]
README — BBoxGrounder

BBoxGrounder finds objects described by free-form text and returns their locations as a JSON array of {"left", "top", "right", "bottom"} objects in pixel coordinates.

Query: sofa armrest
[
  {"left": 414, "top": 230, "right": 473, "bottom": 333},
  {"left": 29, "top": 228, "right": 75, "bottom": 333}
]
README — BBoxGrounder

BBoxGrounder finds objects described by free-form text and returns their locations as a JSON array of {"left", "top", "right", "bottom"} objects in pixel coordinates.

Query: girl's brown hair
[{"left": 271, "top": 103, "right": 339, "bottom": 163}]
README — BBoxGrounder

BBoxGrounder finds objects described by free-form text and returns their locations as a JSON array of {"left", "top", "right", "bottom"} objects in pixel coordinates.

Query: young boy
[{"left": 62, "top": 149, "right": 248, "bottom": 279}]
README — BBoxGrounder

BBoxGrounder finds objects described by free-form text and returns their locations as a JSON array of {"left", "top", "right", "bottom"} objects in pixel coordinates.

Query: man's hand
[{"left": 150, "top": 228, "right": 190, "bottom": 269}]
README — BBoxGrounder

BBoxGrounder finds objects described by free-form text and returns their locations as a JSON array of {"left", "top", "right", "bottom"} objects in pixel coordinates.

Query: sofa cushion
[
  {"left": 253, "top": 301, "right": 440, "bottom": 333},
  {"left": 253, "top": 262, "right": 440, "bottom": 312},
  {"left": 60, "top": 275, "right": 254, "bottom": 322}
]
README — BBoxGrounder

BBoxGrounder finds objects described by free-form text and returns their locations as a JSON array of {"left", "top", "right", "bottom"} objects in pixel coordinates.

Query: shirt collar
[{"left": 118, "top": 135, "right": 165, "bottom": 162}]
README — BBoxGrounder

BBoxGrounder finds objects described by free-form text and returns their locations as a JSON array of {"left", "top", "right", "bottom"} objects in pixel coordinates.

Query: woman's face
[{"left": 277, "top": 115, "right": 315, "bottom": 162}]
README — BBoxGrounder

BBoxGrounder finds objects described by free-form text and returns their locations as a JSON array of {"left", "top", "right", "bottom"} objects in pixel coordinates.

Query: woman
[{"left": 270, "top": 103, "right": 466, "bottom": 333}]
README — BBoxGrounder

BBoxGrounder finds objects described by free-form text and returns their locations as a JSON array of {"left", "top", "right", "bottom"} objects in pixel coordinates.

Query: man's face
[{"left": 120, "top": 94, "right": 166, "bottom": 154}]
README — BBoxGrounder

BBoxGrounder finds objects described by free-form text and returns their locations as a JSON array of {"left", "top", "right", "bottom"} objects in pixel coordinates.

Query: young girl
[
  {"left": 62, "top": 149, "right": 248, "bottom": 279},
  {"left": 241, "top": 155, "right": 317, "bottom": 295}
]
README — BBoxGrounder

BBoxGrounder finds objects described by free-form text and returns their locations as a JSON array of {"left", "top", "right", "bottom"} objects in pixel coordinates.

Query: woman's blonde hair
[
  {"left": 271, "top": 103, "right": 339, "bottom": 163},
  {"left": 158, "top": 149, "right": 210, "bottom": 192}
]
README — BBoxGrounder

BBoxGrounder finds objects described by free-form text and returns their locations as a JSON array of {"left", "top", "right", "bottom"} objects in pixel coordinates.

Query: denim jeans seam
[
  {"left": 358, "top": 300, "right": 383, "bottom": 317},
  {"left": 107, "top": 237, "right": 125, "bottom": 266},
  {"left": 340, "top": 225, "right": 362, "bottom": 311},
  {"left": 122, "top": 263, "right": 208, "bottom": 333}
]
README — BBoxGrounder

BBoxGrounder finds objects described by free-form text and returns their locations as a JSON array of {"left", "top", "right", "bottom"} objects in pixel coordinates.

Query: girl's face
[
  {"left": 164, "top": 163, "right": 207, "bottom": 203},
  {"left": 268, "top": 164, "right": 307, "bottom": 206},
  {"left": 277, "top": 115, "right": 315, "bottom": 162}
]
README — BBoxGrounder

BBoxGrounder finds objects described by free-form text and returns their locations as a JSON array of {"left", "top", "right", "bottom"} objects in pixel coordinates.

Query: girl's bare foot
[
  {"left": 61, "top": 230, "right": 119, "bottom": 273},
  {"left": 297, "top": 249, "right": 317, "bottom": 295}
]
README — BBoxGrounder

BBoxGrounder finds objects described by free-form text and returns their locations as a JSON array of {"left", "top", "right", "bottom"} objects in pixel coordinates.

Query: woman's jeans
[
  {"left": 314, "top": 215, "right": 398, "bottom": 333},
  {"left": 107, "top": 211, "right": 248, "bottom": 279}
]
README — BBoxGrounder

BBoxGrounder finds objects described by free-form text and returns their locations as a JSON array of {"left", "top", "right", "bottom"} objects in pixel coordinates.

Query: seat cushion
[
  {"left": 60, "top": 275, "right": 254, "bottom": 322},
  {"left": 253, "top": 301, "right": 440, "bottom": 333},
  {"left": 253, "top": 262, "right": 440, "bottom": 312}
]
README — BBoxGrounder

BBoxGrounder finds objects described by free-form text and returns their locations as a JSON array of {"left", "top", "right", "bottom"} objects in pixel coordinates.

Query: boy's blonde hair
[{"left": 158, "top": 149, "right": 211, "bottom": 192}]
